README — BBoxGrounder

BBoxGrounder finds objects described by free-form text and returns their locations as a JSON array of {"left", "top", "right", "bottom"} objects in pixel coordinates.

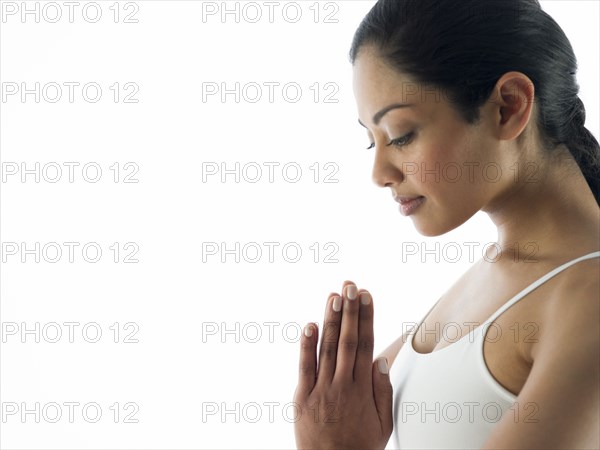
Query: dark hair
[{"left": 349, "top": 0, "right": 600, "bottom": 205}]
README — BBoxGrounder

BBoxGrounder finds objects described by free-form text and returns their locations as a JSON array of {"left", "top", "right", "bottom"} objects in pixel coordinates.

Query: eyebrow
[{"left": 358, "top": 103, "right": 415, "bottom": 128}]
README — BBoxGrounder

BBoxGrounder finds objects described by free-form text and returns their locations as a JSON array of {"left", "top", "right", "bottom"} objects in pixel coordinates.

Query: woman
[{"left": 292, "top": 1, "right": 599, "bottom": 449}]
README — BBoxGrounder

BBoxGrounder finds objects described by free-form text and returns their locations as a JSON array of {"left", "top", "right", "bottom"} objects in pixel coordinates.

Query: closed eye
[
  {"left": 388, "top": 132, "right": 415, "bottom": 148},
  {"left": 366, "top": 132, "right": 415, "bottom": 150}
]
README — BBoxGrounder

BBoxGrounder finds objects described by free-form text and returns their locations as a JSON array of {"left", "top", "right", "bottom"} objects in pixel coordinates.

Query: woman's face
[{"left": 352, "top": 47, "right": 520, "bottom": 237}]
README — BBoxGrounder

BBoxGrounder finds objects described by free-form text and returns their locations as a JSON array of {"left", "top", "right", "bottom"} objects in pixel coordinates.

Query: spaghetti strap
[{"left": 485, "top": 250, "right": 600, "bottom": 325}]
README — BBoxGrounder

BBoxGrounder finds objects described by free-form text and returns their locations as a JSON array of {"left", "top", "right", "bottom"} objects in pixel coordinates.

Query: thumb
[{"left": 372, "top": 357, "right": 394, "bottom": 438}]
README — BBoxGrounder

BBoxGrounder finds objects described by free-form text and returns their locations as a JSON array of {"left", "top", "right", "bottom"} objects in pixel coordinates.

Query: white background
[{"left": 0, "top": 1, "right": 598, "bottom": 448}]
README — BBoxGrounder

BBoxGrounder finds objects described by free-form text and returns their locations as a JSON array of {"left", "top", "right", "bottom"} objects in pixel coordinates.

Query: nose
[{"left": 371, "top": 143, "right": 405, "bottom": 188}]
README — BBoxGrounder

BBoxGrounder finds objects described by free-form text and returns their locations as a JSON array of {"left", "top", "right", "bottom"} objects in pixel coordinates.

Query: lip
[
  {"left": 395, "top": 196, "right": 425, "bottom": 216},
  {"left": 394, "top": 195, "right": 423, "bottom": 204}
]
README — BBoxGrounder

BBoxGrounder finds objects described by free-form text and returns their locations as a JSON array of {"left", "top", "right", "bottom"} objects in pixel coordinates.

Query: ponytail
[{"left": 564, "top": 97, "right": 600, "bottom": 204}]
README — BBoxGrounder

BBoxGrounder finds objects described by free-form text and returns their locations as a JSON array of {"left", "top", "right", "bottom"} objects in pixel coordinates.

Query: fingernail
[
  {"left": 332, "top": 296, "right": 342, "bottom": 312},
  {"left": 360, "top": 291, "right": 371, "bottom": 305},
  {"left": 377, "top": 357, "right": 389, "bottom": 374},
  {"left": 346, "top": 284, "right": 357, "bottom": 301},
  {"left": 304, "top": 324, "right": 313, "bottom": 337}
]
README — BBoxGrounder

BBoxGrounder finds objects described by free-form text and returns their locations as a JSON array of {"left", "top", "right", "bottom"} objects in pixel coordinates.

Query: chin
[
  {"left": 413, "top": 222, "right": 452, "bottom": 237},
  {"left": 411, "top": 216, "right": 468, "bottom": 237}
]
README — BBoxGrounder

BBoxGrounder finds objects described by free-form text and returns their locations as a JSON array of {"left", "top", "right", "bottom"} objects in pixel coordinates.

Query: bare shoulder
[
  {"left": 547, "top": 254, "right": 599, "bottom": 305},
  {"left": 533, "top": 254, "right": 599, "bottom": 358},
  {"left": 481, "top": 254, "right": 599, "bottom": 450}
]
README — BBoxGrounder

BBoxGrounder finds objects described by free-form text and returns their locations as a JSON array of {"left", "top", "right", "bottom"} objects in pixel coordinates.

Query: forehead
[
  {"left": 353, "top": 48, "right": 413, "bottom": 98},
  {"left": 352, "top": 47, "right": 407, "bottom": 87},
  {"left": 352, "top": 47, "right": 436, "bottom": 122}
]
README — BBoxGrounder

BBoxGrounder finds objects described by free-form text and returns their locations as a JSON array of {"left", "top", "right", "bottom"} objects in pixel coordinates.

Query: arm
[{"left": 481, "top": 277, "right": 600, "bottom": 449}]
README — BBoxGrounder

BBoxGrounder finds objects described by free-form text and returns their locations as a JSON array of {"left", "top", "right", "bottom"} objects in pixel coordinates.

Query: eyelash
[{"left": 366, "top": 132, "right": 414, "bottom": 150}]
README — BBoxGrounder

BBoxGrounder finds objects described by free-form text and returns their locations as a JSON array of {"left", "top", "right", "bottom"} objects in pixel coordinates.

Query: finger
[
  {"left": 372, "top": 357, "right": 394, "bottom": 438},
  {"left": 316, "top": 281, "right": 355, "bottom": 385},
  {"left": 315, "top": 293, "right": 343, "bottom": 386},
  {"left": 354, "top": 289, "right": 375, "bottom": 385},
  {"left": 296, "top": 322, "right": 319, "bottom": 397},
  {"left": 334, "top": 281, "right": 360, "bottom": 383}
]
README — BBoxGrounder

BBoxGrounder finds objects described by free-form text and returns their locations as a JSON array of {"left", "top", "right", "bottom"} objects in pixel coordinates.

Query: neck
[{"left": 483, "top": 147, "right": 600, "bottom": 261}]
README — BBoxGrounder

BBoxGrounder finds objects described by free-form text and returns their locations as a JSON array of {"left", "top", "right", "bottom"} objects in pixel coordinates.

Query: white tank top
[{"left": 385, "top": 251, "right": 600, "bottom": 449}]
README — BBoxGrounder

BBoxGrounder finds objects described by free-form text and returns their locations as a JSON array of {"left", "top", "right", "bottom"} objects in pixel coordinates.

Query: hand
[{"left": 293, "top": 280, "right": 393, "bottom": 450}]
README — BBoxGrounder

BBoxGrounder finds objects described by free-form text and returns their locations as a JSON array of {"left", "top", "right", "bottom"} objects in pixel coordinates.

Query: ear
[{"left": 489, "top": 71, "right": 535, "bottom": 142}]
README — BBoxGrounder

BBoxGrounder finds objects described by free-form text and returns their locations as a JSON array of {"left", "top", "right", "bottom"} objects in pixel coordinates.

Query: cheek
[
  {"left": 412, "top": 131, "right": 473, "bottom": 189},
  {"left": 416, "top": 132, "right": 494, "bottom": 206}
]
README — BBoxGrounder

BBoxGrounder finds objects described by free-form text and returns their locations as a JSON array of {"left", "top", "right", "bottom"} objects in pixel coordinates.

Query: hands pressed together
[{"left": 293, "top": 281, "right": 394, "bottom": 450}]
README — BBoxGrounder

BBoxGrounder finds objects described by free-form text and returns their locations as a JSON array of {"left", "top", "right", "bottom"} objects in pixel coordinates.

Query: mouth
[
  {"left": 395, "top": 195, "right": 423, "bottom": 203},
  {"left": 395, "top": 196, "right": 425, "bottom": 216}
]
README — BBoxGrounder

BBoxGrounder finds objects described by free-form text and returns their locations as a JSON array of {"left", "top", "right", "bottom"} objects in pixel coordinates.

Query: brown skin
[
  {"left": 293, "top": 283, "right": 393, "bottom": 450},
  {"left": 293, "top": 46, "right": 599, "bottom": 449}
]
